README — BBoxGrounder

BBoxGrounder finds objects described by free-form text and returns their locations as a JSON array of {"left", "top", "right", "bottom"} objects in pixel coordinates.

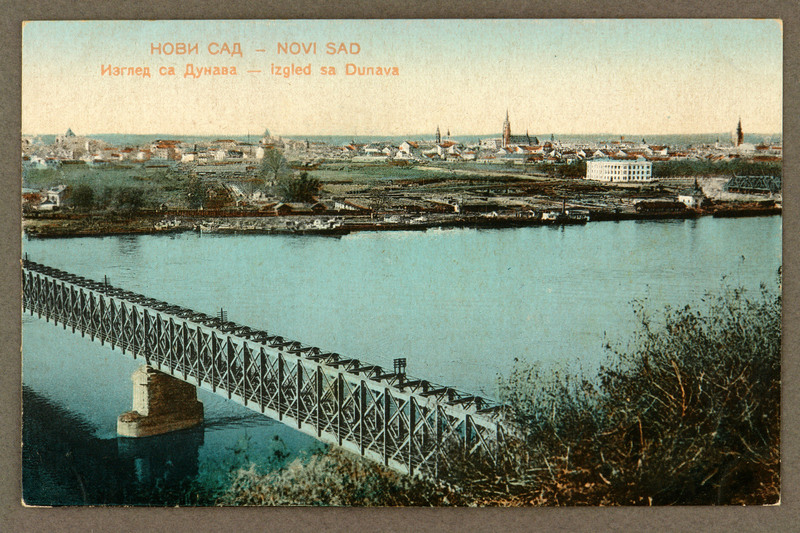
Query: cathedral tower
[
  {"left": 736, "top": 118, "right": 744, "bottom": 146},
  {"left": 502, "top": 110, "right": 511, "bottom": 148}
]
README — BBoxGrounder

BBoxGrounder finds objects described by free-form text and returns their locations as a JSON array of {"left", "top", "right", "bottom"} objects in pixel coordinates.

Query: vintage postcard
[{"left": 21, "top": 19, "right": 781, "bottom": 506}]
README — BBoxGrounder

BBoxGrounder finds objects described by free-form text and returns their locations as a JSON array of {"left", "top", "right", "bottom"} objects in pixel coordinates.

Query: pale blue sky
[{"left": 22, "top": 19, "right": 782, "bottom": 136}]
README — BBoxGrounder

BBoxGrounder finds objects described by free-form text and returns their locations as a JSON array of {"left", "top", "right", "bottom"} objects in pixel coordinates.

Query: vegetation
[
  {"left": 275, "top": 171, "right": 322, "bottom": 203},
  {"left": 69, "top": 184, "right": 94, "bottom": 211},
  {"left": 186, "top": 177, "right": 207, "bottom": 209},
  {"left": 260, "top": 148, "right": 288, "bottom": 185},
  {"left": 115, "top": 187, "right": 146, "bottom": 212},
  {"left": 492, "top": 280, "right": 781, "bottom": 505},
  {"left": 217, "top": 281, "right": 780, "bottom": 506},
  {"left": 529, "top": 161, "right": 586, "bottom": 178},
  {"left": 652, "top": 159, "right": 781, "bottom": 178},
  {"left": 22, "top": 164, "right": 188, "bottom": 208},
  {"left": 218, "top": 448, "right": 456, "bottom": 506}
]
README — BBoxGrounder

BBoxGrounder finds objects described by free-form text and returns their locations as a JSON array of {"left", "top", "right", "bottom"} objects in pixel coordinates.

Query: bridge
[{"left": 22, "top": 258, "right": 510, "bottom": 480}]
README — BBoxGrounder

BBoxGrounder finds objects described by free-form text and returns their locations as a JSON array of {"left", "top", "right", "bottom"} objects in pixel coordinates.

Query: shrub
[
  {"left": 218, "top": 447, "right": 462, "bottom": 506},
  {"left": 497, "top": 282, "right": 781, "bottom": 505}
]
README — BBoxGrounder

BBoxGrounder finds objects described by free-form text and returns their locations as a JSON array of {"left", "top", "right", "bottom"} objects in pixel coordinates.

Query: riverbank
[{"left": 22, "top": 204, "right": 781, "bottom": 238}]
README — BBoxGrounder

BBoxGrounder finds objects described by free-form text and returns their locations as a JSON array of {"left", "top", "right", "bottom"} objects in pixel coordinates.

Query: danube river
[{"left": 22, "top": 216, "right": 781, "bottom": 504}]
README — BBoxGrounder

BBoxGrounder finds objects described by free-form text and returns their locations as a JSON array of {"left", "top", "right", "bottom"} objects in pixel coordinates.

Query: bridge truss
[
  {"left": 22, "top": 259, "right": 510, "bottom": 479},
  {"left": 724, "top": 175, "right": 781, "bottom": 194}
]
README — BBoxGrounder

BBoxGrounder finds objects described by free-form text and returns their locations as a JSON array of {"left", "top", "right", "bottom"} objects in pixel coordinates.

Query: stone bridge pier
[{"left": 117, "top": 366, "right": 204, "bottom": 438}]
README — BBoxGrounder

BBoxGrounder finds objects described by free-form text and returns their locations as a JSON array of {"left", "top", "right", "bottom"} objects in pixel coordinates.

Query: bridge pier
[{"left": 117, "top": 365, "right": 204, "bottom": 438}]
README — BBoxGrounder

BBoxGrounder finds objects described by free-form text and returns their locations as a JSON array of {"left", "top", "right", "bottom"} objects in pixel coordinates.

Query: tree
[
  {"left": 70, "top": 184, "right": 95, "bottom": 211},
  {"left": 186, "top": 177, "right": 207, "bottom": 209},
  {"left": 260, "top": 148, "right": 287, "bottom": 186},
  {"left": 97, "top": 187, "right": 116, "bottom": 210},
  {"left": 116, "top": 187, "right": 145, "bottom": 213},
  {"left": 275, "top": 172, "right": 321, "bottom": 203}
]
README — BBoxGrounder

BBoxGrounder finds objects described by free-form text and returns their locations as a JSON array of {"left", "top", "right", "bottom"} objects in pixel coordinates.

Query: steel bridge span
[{"left": 22, "top": 259, "right": 509, "bottom": 479}]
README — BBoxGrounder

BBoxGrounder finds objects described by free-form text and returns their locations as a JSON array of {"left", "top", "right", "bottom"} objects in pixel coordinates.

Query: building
[
  {"left": 502, "top": 111, "right": 511, "bottom": 148},
  {"left": 677, "top": 179, "right": 707, "bottom": 208},
  {"left": 735, "top": 118, "right": 744, "bottom": 146},
  {"left": 585, "top": 157, "right": 653, "bottom": 183}
]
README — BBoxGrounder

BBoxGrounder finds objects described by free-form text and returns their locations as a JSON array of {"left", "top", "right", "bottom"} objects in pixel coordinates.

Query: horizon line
[{"left": 22, "top": 131, "right": 783, "bottom": 138}]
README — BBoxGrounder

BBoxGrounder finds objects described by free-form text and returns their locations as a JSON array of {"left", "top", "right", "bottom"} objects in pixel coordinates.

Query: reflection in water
[
  {"left": 115, "top": 234, "right": 141, "bottom": 257},
  {"left": 23, "top": 386, "right": 203, "bottom": 505}
]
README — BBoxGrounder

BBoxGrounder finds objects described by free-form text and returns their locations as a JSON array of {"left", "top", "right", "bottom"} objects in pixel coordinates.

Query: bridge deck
[{"left": 22, "top": 259, "right": 508, "bottom": 479}]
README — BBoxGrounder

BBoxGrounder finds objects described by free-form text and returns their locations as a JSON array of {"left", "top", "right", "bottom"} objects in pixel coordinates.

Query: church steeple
[
  {"left": 502, "top": 110, "right": 511, "bottom": 148},
  {"left": 736, "top": 118, "right": 744, "bottom": 146},
  {"left": 435, "top": 125, "right": 441, "bottom": 144}
]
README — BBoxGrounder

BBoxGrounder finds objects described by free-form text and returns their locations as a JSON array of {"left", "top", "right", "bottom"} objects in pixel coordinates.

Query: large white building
[{"left": 585, "top": 157, "right": 653, "bottom": 183}]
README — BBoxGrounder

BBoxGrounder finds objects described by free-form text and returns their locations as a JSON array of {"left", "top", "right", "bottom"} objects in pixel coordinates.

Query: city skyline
[{"left": 22, "top": 20, "right": 782, "bottom": 136}]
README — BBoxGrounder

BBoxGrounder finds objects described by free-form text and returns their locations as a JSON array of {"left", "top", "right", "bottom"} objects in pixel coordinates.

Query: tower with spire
[
  {"left": 435, "top": 125, "right": 441, "bottom": 144},
  {"left": 502, "top": 110, "right": 511, "bottom": 148},
  {"left": 736, "top": 118, "right": 744, "bottom": 146}
]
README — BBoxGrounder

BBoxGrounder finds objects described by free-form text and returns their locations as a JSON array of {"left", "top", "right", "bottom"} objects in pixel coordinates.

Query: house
[
  {"left": 398, "top": 141, "right": 419, "bottom": 156},
  {"left": 334, "top": 199, "right": 370, "bottom": 212},
  {"left": 36, "top": 199, "right": 58, "bottom": 211},
  {"left": 45, "top": 185, "right": 69, "bottom": 207},
  {"left": 273, "top": 203, "right": 293, "bottom": 216},
  {"left": 435, "top": 141, "right": 459, "bottom": 157},
  {"left": 677, "top": 188, "right": 707, "bottom": 209},
  {"left": 27, "top": 155, "right": 49, "bottom": 169}
]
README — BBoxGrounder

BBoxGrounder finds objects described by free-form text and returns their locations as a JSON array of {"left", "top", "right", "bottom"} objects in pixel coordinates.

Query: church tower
[
  {"left": 736, "top": 118, "right": 744, "bottom": 146},
  {"left": 435, "top": 125, "right": 441, "bottom": 144},
  {"left": 502, "top": 110, "right": 511, "bottom": 148}
]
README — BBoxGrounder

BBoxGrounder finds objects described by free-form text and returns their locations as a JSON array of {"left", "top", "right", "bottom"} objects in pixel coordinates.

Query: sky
[{"left": 21, "top": 19, "right": 782, "bottom": 136}]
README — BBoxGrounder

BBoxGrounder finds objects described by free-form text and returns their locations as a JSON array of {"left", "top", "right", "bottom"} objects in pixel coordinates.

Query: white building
[
  {"left": 585, "top": 157, "right": 653, "bottom": 183},
  {"left": 677, "top": 181, "right": 706, "bottom": 209}
]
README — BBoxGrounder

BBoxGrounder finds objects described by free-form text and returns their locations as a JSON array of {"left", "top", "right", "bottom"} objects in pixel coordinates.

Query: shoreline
[{"left": 23, "top": 206, "right": 782, "bottom": 239}]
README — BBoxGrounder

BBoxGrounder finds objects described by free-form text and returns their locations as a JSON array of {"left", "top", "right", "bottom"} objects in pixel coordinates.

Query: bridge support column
[{"left": 117, "top": 365, "right": 204, "bottom": 438}]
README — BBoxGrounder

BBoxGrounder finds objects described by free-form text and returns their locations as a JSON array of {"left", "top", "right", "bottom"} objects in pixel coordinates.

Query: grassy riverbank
[{"left": 214, "top": 280, "right": 780, "bottom": 506}]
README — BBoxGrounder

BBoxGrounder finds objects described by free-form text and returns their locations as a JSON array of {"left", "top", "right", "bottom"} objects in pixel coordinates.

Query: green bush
[
  {"left": 497, "top": 281, "right": 781, "bottom": 505},
  {"left": 218, "top": 447, "right": 460, "bottom": 506}
]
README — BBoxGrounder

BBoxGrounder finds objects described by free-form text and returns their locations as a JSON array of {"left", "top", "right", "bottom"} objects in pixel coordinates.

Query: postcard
[{"left": 20, "top": 19, "right": 782, "bottom": 506}]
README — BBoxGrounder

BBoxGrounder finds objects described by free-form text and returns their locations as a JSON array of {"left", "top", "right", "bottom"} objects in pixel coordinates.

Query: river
[{"left": 21, "top": 216, "right": 781, "bottom": 504}]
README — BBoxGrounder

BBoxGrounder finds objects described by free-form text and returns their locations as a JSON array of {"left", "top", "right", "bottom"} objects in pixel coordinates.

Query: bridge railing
[{"left": 22, "top": 259, "right": 511, "bottom": 479}]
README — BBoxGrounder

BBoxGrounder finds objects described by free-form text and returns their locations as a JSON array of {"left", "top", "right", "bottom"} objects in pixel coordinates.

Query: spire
[
  {"left": 736, "top": 117, "right": 744, "bottom": 146},
  {"left": 502, "top": 110, "right": 511, "bottom": 148}
]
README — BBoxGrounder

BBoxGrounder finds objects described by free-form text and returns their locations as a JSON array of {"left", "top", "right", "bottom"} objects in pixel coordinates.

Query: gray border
[{"left": 2, "top": 4, "right": 798, "bottom": 531}]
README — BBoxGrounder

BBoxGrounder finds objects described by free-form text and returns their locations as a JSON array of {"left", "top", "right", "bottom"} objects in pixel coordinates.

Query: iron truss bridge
[
  {"left": 22, "top": 259, "right": 511, "bottom": 479},
  {"left": 724, "top": 175, "right": 782, "bottom": 194}
]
